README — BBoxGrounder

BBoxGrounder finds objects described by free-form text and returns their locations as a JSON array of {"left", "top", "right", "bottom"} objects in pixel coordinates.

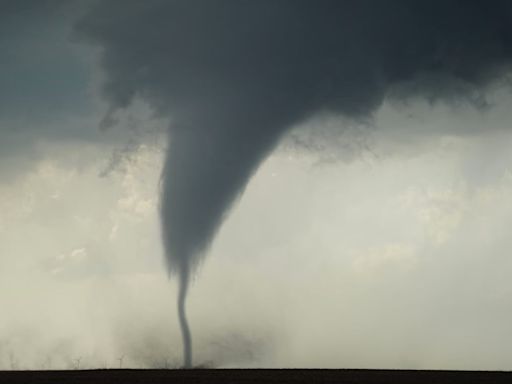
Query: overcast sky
[{"left": 3, "top": 0, "right": 512, "bottom": 370}]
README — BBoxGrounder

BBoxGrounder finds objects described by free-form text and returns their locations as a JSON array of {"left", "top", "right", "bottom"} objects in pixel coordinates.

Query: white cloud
[{"left": 351, "top": 243, "right": 418, "bottom": 277}]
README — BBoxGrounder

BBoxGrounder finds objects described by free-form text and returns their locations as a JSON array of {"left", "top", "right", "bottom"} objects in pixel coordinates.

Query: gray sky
[{"left": 2, "top": 0, "right": 512, "bottom": 369}]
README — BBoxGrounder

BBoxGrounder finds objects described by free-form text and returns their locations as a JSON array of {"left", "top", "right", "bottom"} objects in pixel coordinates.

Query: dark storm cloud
[
  {"left": 77, "top": 0, "right": 512, "bottom": 274},
  {"left": 0, "top": 0, "right": 137, "bottom": 180},
  {"left": 0, "top": 0, "right": 91, "bottom": 121},
  {"left": 76, "top": 0, "right": 512, "bottom": 366}
]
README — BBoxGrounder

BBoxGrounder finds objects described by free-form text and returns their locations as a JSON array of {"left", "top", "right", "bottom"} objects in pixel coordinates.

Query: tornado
[
  {"left": 77, "top": 0, "right": 512, "bottom": 368},
  {"left": 176, "top": 264, "right": 192, "bottom": 368},
  {"left": 160, "top": 105, "right": 294, "bottom": 366}
]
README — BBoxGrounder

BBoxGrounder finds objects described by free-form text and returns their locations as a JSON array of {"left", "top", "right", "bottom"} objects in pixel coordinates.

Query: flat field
[{"left": 1, "top": 369, "right": 511, "bottom": 384}]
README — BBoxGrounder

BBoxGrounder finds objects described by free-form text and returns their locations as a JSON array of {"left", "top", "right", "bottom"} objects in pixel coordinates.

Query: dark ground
[{"left": 1, "top": 369, "right": 511, "bottom": 384}]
